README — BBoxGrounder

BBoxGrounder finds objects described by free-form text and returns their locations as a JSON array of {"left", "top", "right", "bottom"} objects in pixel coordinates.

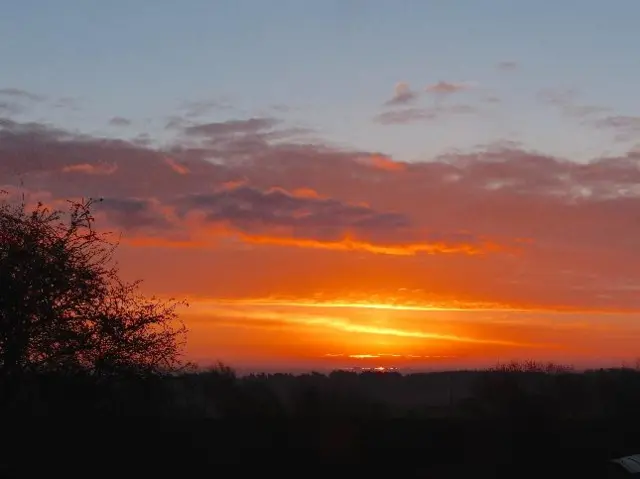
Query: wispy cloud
[
  {"left": 385, "top": 82, "right": 419, "bottom": 106},
  {"left": 374, "top": 108, "right": 436, "bottom": 125},
  {"left": 374, "top": 105, "right": 476, "bottom": 125},
  {"left": 108, "top": 116, "right": 132, "bottom": 127},
  {"left": 61, "top": 163, "right": 118, "bottom": 175},
  {"left": 52, "top": 97, "right": 82, "bottom": 111},
  {"left": 538, "top": 87, "right": 638, "bottom": 143},
  {"left": 0, "top": 101, "right": 25, "bottom": 116},
  {"left": 425, "top": 81, "right": 475, "bottom": 94},
  {"left": 538, "top": 87, "right": 610, "bottom": 119},
  {"left": 356, "top": 154, "right": 406, "bottom": 172},
  {"left": 181, "top": 117, "right": 280, "bottom": 137},
  {"left": 496, "top": 61, "right": 518, "bottom": 71},
  {"left": 165, "top": 157, "right": 190, "bottom": 175},
  {"left": 593, "top": 116, "right": 640, "bottom": 142},
  {"left": 180, "top": 99, "right": 233, "bottom": 118},
  {"left": 0, "top": 87, "right": 44, "bottom": 102}
]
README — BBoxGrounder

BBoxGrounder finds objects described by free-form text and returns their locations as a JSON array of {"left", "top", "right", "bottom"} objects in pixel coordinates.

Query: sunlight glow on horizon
[
  {"left": 169, "top": 292, "right": 640, "bottom": 370},
  {"left": 167, "top": 295, "right": 640, "bottom": 315},
  {"left": 178, "top": 295, "right": 564, "bottom": 364}
]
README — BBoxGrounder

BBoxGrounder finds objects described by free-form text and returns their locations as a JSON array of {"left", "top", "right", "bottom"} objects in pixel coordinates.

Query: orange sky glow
[
  {"left": 174, "top": 293, "right": 640, "bottom": 372},
  {"left": 4, "top": 80, "right": 640, "bottom": 372},
  {"left": 5, "top": 171, "right": 640, "bottom": 372},
  {"left": 111, "top": 225, "right": 640, "bottom": 372}
]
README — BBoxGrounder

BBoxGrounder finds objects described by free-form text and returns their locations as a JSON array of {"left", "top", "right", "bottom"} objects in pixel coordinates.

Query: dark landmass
[{"left": 2, "top": 362, "right": 640, "bottom": 478}]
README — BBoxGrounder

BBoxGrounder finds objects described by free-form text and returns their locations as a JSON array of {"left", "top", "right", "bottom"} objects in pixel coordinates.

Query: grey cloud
[
  {"left": 593, "top": 116, "right": 640, "bottom": 142},
  {"left": 180, "top": 99, "right": 233, "bottom": 118},
  {"left": 53, "top": 97, "right": 82, "bottom": 111},
  {"left": 425, "top": 81, "right": 473, "bottom": 94},
  {"left": 374, "top": 105, "right": 476, "bottom": 125},
  {"left": 171, "top": 117, "right": 313, "bottom": 163},
  {"left": 374, "top": 108, "right": 436, "bottom": 125},
  {"left": 496, "top": 61, "right": 518, "bottom": 71},
  {"left": 100, "top": 197, "right": 151, "bottom": 215},
  {"left": 175, "top": 185, "right": 411, "bottom": 241},
  {"left": 0, "top": 118, "right": 82, "bottom": 153},
  {"left": 95, "top": 197, "right": 170, "bottom": 232},
  {"left": 0, "top": 88, "right": 44, "bottom": 102},
  {"left": 165, "top": 116, "right": 187, "bottom": 130},
  {"left": 0, "top": 102, "right": 25, "bottom": 116},
  {"left": 0, "top": 118, "right": 229, "bottom": 198},
  {"left": 182, "top": 118, "right": 280, "bottom": 137},
  {"left": 539, "top": 88, "right": 635, "bottom": 141},
  {"left": 109, "top": 116, "right": 132, "bottom": 127},
  {"left": 538, "top": 87, "right": 609, "bottom": 120},
  {"left": 385, "top": 82, "right": 419, "bottom": 106}
]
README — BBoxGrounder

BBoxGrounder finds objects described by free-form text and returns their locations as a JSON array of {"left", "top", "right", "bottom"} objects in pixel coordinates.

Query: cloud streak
[
  {"left": 108, "top": 116, "right": 132, "bottom": 127},
  {"left": 0, "top": 87, "right": 44, "bottom": 102},
  {"left": 425, "top": 81, "right": 474, "bottom": 94},
  {"left": 374, "top": 105, "right": 476, "bottom": 125},
  {"left": 496, "top": 61, "right": 518, "bottom": 71},
  {"left": 385, "top": 82, "right": 419, "bottom": 106}
]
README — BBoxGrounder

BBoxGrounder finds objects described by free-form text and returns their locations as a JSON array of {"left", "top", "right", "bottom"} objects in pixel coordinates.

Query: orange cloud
[
  {"left": 425, "top": 80, "right": 474, "bottom": 94},
  {"left": 119, "top": 222, "right": 508, "bottom": 257},
  {"left": 221, "top": 179, "right": 247, "bottom": 190},
  {"left": 290, "top": 187, "right": 321, "bottom": 198},
  {"left": 265, "top": 185, "right": 321, "bottom": 198},
  {"left": 165, "top": 157, "right": 190, "bottom": 175},
  {"left": 385, "top": 82, "right": 419, "bottom": 106},
  {"left": 95, "top": 183, "right": 508, "bottom": 258},
  {"left": 357, "top": 154, "right": 406, "bottom": 172},
  {"left": 235, "top": 231, "right": 506, "bottom": 256},
  {"left": 62, "top": 163, "right": 117, "bottom": 175}
]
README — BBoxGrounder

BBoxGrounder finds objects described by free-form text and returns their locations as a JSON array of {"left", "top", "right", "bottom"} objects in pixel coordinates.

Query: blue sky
[{"left": 2, "top": 0, "right": 639, "bottom": 161}]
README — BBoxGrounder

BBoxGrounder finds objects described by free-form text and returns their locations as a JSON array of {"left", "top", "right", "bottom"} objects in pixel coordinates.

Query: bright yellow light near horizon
[
  {"left": 182, "top": 297, "right": 537, "bottom": 348},
  {"left": 183, "top": 296, "right": 518, "bottom": 313}
]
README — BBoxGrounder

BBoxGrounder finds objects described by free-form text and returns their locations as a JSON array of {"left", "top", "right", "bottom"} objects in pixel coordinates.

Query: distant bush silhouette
[
  {"left": 0, "top": 193, "right": 187, "bottom": 411},
  {"left": 489, "top": 359, "right": 574, "bottom": 374}
]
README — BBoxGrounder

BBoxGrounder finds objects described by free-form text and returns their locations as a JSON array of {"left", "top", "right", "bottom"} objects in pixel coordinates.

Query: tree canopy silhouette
[{"left": 0, "top": 193, "right": 187, "bottom": 388}]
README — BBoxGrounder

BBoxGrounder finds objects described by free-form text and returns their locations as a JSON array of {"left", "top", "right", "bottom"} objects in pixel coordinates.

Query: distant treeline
[
  {"left": 4, "top": 360, "right": 640, "bottom": 421},
  {"left": 3, "top": 361, "right": 640, "bottom": 477}
]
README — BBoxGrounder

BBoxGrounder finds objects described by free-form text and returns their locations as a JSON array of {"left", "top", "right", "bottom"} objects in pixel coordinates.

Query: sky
[{"left": 2, "top": 1, "right": 640, "bottom": 372}]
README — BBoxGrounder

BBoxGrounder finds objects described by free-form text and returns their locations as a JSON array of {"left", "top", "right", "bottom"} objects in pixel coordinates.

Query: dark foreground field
[
  {"left": 1, "top": 418, "right": 635, "bottom": 478},
  {"left": 2, "top": 362, "right": 640, "bottom": 478}
]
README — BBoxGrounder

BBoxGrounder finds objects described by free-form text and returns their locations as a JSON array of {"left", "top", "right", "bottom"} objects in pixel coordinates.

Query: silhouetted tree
[{"left": 0, "top": 193, "right": 187, "bottom": 406}]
